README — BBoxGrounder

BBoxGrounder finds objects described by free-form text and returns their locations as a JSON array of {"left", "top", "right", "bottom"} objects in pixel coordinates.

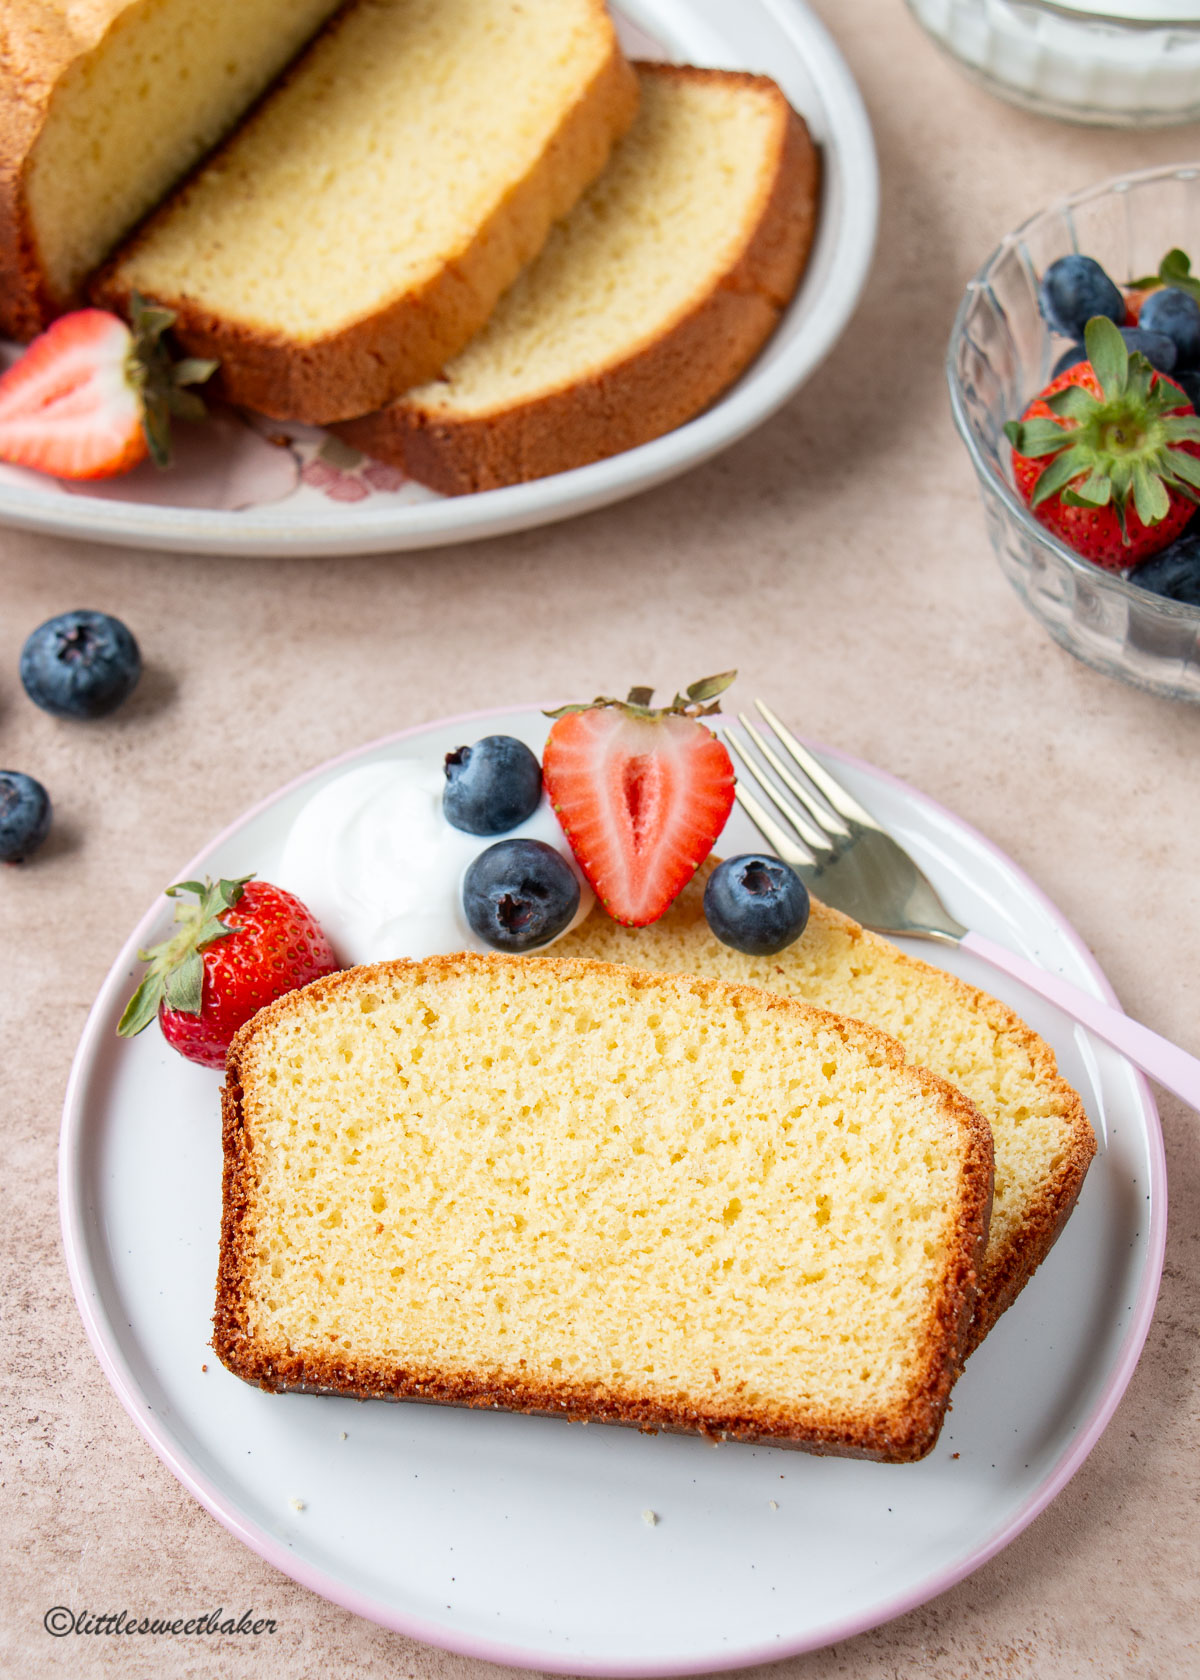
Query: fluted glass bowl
[
  {"left": 948, "top": 163, "right": 1200, "bottom": 703},
  {"left": 906, "top": 0, "right": 1200, "bottom": 128}
]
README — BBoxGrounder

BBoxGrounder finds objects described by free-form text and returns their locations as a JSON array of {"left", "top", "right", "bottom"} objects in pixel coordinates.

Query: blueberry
[
  {"left": 1038, "top": 256, "right": 1124, "bottom": 340},
  {"left": 20, "top": 609, "right": 141, "bottom": 719},
  {"left": 0, "top": 771, "right": 52, "bottom": 862},
  {"left": 1137, "top": 287, "right": 1200, "bottom": 369},
  {"left": 1119, "top": 327, "right": 1177, "bottom": 374},
  {"left": 443, "top": 735, "right": 542, "bottom": 835},
  {"left": 1050, "top": 328, "right": 1176, "bottom": 379},
  {"left": 1128, "top": 533, "right": 1200, "bottom": 607},
  {"left": 703, "top": 854, "right": 810, "bottom": 956},
  {"left": 462, "top": 838, "right": 580, "bottom": 951}
]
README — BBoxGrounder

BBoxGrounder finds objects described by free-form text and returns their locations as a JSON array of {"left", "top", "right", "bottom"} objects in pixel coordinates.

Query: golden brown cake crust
[
  {"left": 91, "top": 9, "right": 640, "bottom": 425},
  {"left": 0, "top": 1, "right": 122, "bottom": 338},
  {"left": 214, "top": 954, "right": 993, "bottom": 1464},
  {"left": 334, "top": 65, "right": 820, "bottom": 491}
]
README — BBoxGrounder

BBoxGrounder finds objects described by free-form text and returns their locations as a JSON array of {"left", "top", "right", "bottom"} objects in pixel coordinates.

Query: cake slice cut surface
[
  {"left": 0, "top": 0, "right": 344, "bottom": 339},
  {"left": 216, "top": 954, "right": 993, "bottom": 1463},
  {"left": 335, "top": 63, "right": 819, "bottom": 490},
  {"left": 555, "top": 863, "right": 1096, "bottom": 1352},
  {"left": 93, "top": 0, "right": 639, "bottom": 423}
]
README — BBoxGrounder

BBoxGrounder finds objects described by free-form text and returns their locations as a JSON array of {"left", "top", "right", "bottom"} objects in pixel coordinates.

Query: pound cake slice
[
  {"left": 556, "top": 863, "right": 1095, "bottom": 1353},
  {"left": 335, "top": 63, "right": 819, "bottom": 491},
  {"left": 93, "top": 0, "right": 639, "bottom": 423},
  {"left": 0, "top": 0, "right": 343, "bottom": 339},
  {"left": 216, "top": 954, "right": 993, "bottom": 1463}
]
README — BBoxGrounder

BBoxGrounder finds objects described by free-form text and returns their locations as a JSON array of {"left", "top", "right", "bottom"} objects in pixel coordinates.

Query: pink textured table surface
[{"left": 3, "top": 3, "right": 1199, "bottom": 1676}]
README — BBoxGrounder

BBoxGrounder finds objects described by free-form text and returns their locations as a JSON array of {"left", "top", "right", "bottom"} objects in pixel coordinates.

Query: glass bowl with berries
[{"left": 949, "top": 162, "right": 1200, "bottom": 703}]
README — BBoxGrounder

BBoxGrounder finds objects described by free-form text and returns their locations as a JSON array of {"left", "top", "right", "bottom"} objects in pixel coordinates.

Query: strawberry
[
  {"left": 0, "top": 293, "right": 216, "bottom": 479},
  {"left": 117, "top": 876, "right": 338, "bottom": 1069},
  {"left": 1005, "top": 315, "right": 1200, "bottom": 571},
  {"left": 543, "top": 674, "right": 736, "bottom": 927}
]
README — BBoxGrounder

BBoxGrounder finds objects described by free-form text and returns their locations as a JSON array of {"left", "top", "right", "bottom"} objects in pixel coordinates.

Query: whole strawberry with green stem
[
  {"left": 543, "top": 672, "right": 737, "bottom": 927},
  {"left": 118, "top": 876, "right": 338, "bottom": 1069},
  {"left": 1005, "top": 315, "right": 1200, "bottom": 571}
]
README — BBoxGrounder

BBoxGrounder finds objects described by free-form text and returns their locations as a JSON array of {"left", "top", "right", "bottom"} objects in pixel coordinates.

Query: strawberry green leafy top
[
  {"left": 117, "top": 876, "right": 250, "bottom": 1036},
  {"left": 125, "top": 291, "right": 218, "bottom": 469},
  {"left": 545, "top": 671, "right": 736, "bottom": 722},
  {"left": 1004, "top": 315, "right": 1200, "bottom": 538},
  {"left": 1128, "top": 247, "right": 1200, "bottom": 306}
]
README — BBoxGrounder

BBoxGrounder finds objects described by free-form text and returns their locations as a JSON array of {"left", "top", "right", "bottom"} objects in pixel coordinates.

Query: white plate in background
[
  {"left": 60, "top": 706, "right": 1164, "bottom": 1674},
  {"left": 0, "top": 1, "right": 876, "bottom": 556}
]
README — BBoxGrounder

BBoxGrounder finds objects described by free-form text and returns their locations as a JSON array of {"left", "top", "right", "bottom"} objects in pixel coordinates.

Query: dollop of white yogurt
[{"left": 276, "top": 757, "right": 593, "bottom": 967}]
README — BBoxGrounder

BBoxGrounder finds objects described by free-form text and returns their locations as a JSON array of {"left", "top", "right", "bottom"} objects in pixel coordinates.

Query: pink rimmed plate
[{"left": 59, "top": 705, "right": 1164, "bottom": 1674}]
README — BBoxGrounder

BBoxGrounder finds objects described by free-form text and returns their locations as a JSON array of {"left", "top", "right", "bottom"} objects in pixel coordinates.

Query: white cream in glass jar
[{"left": 905, "top": 0, "right": 1200, "bottom": 126}]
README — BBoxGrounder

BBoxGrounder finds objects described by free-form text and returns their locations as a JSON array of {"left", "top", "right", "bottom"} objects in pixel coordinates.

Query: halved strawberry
[
  {"left": 0, "top": 293, "right": 216, "bottom": 479},
  {"left": 543, "top": 674, "right": 736, "bottom": 927}
]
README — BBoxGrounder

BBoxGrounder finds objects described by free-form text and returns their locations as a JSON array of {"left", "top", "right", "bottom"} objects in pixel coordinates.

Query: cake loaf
[
  {"left": 335, "top": 63, "right": 819, "bottom": 491},
  {"left": 93, "top": 0, "right": 640, "bottom": 424},
  {"left": 556, "top": 863, "right": 1095, "bottom": 1352},
  {"left": 215, "top": 954, "right": 993, "bottom": 1463},
  {"left": 0, "top": 0, "right": 343, "bottom": 340}
]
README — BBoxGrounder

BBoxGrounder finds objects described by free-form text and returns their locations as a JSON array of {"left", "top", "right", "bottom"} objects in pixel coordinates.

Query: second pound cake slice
[
  {"left": 93, "top": 0, "right": 638, "bottom": 424},
  {"left": 216, "top": 955, "right": 993, "bottom": 1463},
  {"left": 556, "top": 863, "right": 1096, "bottom": 1353},
  {"left": 335, "top": 63, "right": 819, "bottom": 490}
]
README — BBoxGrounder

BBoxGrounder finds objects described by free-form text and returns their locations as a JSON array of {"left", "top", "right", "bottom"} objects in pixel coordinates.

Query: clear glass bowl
[
  {"left": 905, "top": 0, "right": 1200, "bottom": 128},
  {"left": 948, "top": 163, "right": 1200, "bottom": 704}
]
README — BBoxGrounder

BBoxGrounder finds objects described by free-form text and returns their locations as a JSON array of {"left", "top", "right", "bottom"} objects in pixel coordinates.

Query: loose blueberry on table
[
  {"left": 703, "top": 854, "right": 810, "bottom": 956},
  {"left": 0, "top": 770, "right": 52, "bottom": 863},
  {"left": 462, "top": 838, "right": 581, "bottom": 952},
  {"left": 443, "top": 734, "right": 543, "bottom": 835},
  {"left": 20, "top": 608, "right": 142, "bottom": 719}
]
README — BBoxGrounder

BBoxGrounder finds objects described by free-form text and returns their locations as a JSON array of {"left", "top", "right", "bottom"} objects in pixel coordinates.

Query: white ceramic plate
[
  {"left": 60, "top": 705, "right": 1165, "bottom": 1675},
  {"left": 0, "top": 0, "right": 876, "bottom": 557}
]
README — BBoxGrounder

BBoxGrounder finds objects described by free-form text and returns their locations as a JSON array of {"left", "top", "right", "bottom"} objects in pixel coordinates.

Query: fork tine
[
  {"left": 724, "top": 729, "right": 835, "bottom": 855},
  {"left": 737, "top": 712, "right": 851, "bottom": 840},
  {"left": 753, "top": 699, "right": 880, "bottom": 830},
  {"left": 731, "top": 781, "right": 815, "bottom": 872}
]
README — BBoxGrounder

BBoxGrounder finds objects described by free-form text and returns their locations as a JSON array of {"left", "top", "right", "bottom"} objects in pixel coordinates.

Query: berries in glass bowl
[{"left": 949, "top": 166, "right": 1200, "bottom": 703}]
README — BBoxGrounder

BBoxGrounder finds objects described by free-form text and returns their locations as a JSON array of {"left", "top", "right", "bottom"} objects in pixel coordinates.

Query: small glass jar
[{"left": 905, "top": 0, "right": 1200, "bottom": 127}]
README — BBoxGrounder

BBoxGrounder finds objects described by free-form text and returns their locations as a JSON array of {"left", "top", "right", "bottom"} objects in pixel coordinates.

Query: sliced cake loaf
[
  {"left": 0, "top": 0, "right": 343, "bottom": 340},
  {"left": 93, "top": 0, "right": 640, "bottom": 424},
  {"left": 335, "top": 63, "right": 819, "bottom": 490},
  {"left": 555, "top": 863, "right": 1095, "bottom": 1352},
  {"left": 216, "top": 954, "right": 993, "bottom": 1463}
]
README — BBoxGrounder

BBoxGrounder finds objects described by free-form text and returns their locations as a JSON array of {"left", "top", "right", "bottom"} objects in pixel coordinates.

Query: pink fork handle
[{"left": 961, "top": 929, "right": 1200, "bottom": 1111}]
